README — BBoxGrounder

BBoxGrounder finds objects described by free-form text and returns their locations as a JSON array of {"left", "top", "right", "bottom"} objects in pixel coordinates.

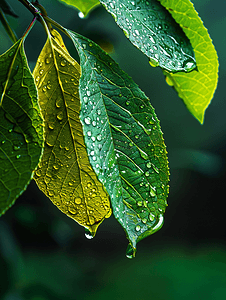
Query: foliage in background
[{"left": 0, "top": 0, "right": 218, "bottom": 257}]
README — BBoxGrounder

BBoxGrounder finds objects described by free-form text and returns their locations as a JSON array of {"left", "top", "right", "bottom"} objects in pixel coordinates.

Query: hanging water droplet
[
  {"left": 149, "top": 58, "right": 159, "bottom": 68},
  {"left": 85, "top": 228, "right": 94, "bottom": 239},
  {"left": 78, "top": 11, "right": 85, "bottom": 19},
  {"left": 126, "top": 243, "right": 136, "bottom": 259},
  {"left": 165, "top": 75, "right": 174, "bottom": 86}
]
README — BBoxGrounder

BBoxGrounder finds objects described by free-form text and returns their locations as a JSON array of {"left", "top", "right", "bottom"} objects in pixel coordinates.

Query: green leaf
[
  {"left": 158, "top": 0, "right": 219, "bottom": 123},
  {"left": 99, "top": 0, "right": 196, "bottom": 73},
  {"left": 0, "top": 39, "right": 44, "bottom": 216},
  {"left": 33, "top": 29, "right": 111, "bottom": 237},
  {"left": 66, "top": 29, "right": 169, "bottom": 257},
  {"left": 58, "top": 0, "right": 100, "bottom": 17}
]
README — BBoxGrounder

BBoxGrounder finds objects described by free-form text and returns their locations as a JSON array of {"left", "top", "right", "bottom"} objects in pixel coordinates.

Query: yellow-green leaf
[
  {"left": 33, "top": 29, "right": 111, "bottom": 236},
  {"left": 158, "top": 0, "right": 219, "bottom": 123},
  {"left": 58, "top": 0, "right": 100, "bottom": 17}
]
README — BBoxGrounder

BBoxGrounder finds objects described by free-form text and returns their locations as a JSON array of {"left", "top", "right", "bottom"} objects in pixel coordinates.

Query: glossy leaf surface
[
  {"left": 58, "top": 0, "right": 100, "bottom": 17},
  {"left": 0, "top": 39, "right": 44, "bottom": 216},
  {"left": 159, "top": 0, "right": 219, "bottom": 123},
  {"left": 33, "top": 29, "right": 111, "bottom": 236},
  {"left": 67, "top": 29, "right": 169, "bottom": 256},
  {"left": 100, "top": 0, "right": 196, "bottom": 73}
]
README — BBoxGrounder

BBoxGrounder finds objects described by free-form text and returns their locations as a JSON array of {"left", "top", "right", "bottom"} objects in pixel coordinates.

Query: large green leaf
[
  {"left": 158, "top": 0, "right": 219, "bottom": 123},
  {"left": 33, "top": 29, "right": 111, "bottom": 237},
  {"left": 0, "top": 39, "right": 44, "bottom": 216},
  {"left": 100, "top": 0, "right": 196, "bottom": 73},
  {"left": 58, "top": 0, "right": 100, "bottom": 17},
  {"left": 66, "top": 29, "right": 169, "bottom": 257}
]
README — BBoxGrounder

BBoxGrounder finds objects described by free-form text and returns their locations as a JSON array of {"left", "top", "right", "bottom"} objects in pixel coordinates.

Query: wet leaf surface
[
  {"left": 0, "top": 39, "right": 44, "bottom": 215},
  {"left": 67, "top": 29, "right": 169, "bottom": 256},
  {"left": 100, "top": 0, "right": 196, "bottom": 73},
  {"left": 159, "top": 0, "right": 219, "bottom": 123},
  {"left": 33, "top": 29, "right": 111, "bottom": 237}
]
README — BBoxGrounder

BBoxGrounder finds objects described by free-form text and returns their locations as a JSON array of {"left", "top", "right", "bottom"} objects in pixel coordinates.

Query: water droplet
[
  {"left": 137, "top": 201, "right": 143, "bottom": 206},
  {"left": 42, "top": 85, "right": 47, "bottom": 92},
  {"left": 78, "top": 11, "right": 85, "bottom": 19},
  {"left": 84, "top": 117, "right": 91, "bottom": 125},
  {"left": 60, "top": 59, "right": 67, "bottom": 67},
  {"left": 1, "top": 140, "right": 5, "bottom": 144},
  {"left": 150, "top": 188, "right": 156, "bottom": 197},
  {"left": 16, "top": 154, "right": 21, "bottom": 159},
  {"left": 85, "top": 228, "right": 94, "bottom": 239},
  {"left": 135, "top": 225, "right": 141, "bottom": 231},
  {"left": 69, "top": 206, "right": 77, "bottom": 214},
  {"left": 126, "top": 243, "right": 136, "bottom": 259},
  {"left": 13, "top": 145, "right": 20, "bottom": 151},
  {"left": 97, "top": 134, "right": 102, "bottom": 141},
  {"left": 36, "top": 76, "right": 40, "bottom": 82},
  {"left": 149, "top": 213, "right": 155, "bottom": 221},
  {"left": 87, "top": 131, "right": 92, "bottom": 137},
  {"left": 146, "top": 162, "right": 152, "bottom": 168},
  {"left": 39, "top": 69, "right": 44, "bottom": 75},
  {"left": 110, "top": 2, "right": 115, "bottom": 9},
  {"left": 149, "top": 58, "right": 159, "bottom": 68},
  {"left": 165, "top": 75, "right": 174, "bottom": 86},
  {"left": 87, "top": 182, "right": 92, "bottom": 188},
  {"left": 8, "top": 129, "right": 12, "bottom": 133},
  {"left": 126, "top": 101, "right": 130, "bottom": 105},
  {"left": 145, "top": 171, "right": 150, "bottom": 177},
  {"left": 57, "top": 112, "right": 63, "bottom": 121},
  {"left": 74, "top": 197, "right": 82, "bottom": 205}
]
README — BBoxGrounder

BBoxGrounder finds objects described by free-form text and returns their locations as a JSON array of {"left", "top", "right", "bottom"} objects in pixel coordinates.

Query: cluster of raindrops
[{"left": 103, "top": 0, "right": 196, "bottom": 72}]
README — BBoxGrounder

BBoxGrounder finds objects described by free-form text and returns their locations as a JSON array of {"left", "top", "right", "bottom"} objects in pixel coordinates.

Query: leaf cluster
[{"left": 0, "top": 0, "right": 218, "bottom": 258}]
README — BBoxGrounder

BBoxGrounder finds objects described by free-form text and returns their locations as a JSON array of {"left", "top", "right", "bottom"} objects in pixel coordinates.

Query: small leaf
[
  {"left": 58, "top": 0, "right": 100, "bottom": 17},
  {"left": 100, "top": 0, "right": 196, "bottom": 73},
  {"left": 159, "top": 0, "right": 219, "bottom": 123},
  {"left": 67, "top": 29, "right": 169, "bottom": 255},
  {"left": 33, "top": 29, "right": 111, "bottom": 236},
  {"left": 0, "top": 39, "right": 44, "bottom": 216}
]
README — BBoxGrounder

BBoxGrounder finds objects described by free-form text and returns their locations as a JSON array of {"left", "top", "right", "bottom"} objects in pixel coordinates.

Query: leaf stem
[
  {"left": 0, "top": 8, "right": 18, "bottom": 43},
  {"left": 18, "top": 0, "right": 40, "bottom": 16}
]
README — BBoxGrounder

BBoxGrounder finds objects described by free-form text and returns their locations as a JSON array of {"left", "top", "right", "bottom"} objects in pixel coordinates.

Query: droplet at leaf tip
[{"left": 126, "top": 243, "right": 136, "bottom": 259}]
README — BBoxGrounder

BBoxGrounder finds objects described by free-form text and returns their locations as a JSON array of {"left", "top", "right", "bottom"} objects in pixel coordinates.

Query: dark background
[{"left": 0, "top": 0, "right": 226, "bottom": 299}]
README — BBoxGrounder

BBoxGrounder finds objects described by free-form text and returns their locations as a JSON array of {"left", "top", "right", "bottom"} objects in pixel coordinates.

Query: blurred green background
[{"left": 0, "top": 0, "right": 226, "bottom": 299}]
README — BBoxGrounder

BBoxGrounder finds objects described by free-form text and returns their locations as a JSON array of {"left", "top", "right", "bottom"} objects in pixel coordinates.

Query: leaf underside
[
  {"left": 100, "top": 0, "right": 196, "bottom": 73},
  {"left": 0, "top": 39, "right": 44, "bottom": 216},
  {"left": 67, "top": 29, "right": 169, "bottom": 255},
  {"left": 33, "top": 29, "right": 111, "bottom": 236},
  {"left": 58, "top": 0, "right": 100, "bottom": 16},
  {"left": 159, "top": 0, "right": 219, "bottom": 123}
]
